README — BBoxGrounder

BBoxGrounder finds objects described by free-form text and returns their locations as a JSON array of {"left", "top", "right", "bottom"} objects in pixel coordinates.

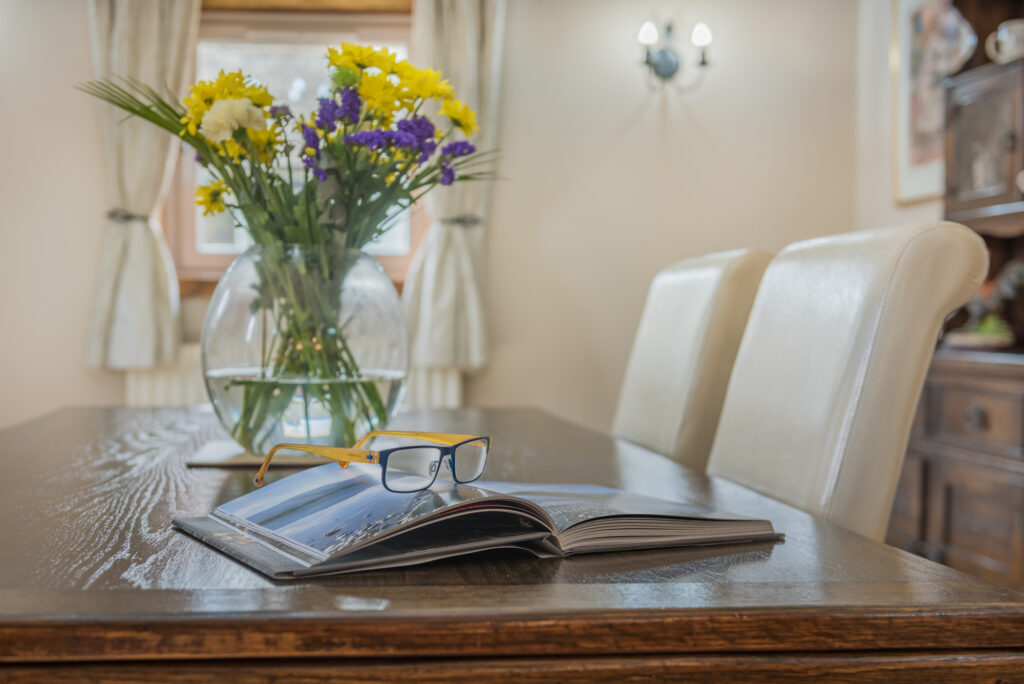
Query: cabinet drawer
[
  {"left": 927, "top": 458, "right": 1024, "bottom": 590},
  {"left": 934, "top": 385, "right": 1024, "bottom": 457}
]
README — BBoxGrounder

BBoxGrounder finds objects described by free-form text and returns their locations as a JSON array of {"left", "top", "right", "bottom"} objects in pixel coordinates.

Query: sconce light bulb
[
  {"left": 691, "top": 22, "right": 712, "bottom": 48},
  {"left": 637, "top": 20, "right": 659, "bottom": 46}
]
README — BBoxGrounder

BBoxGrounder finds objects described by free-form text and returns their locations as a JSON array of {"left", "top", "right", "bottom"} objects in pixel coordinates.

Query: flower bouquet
[{"left": 80, "top": 43, "right": 492, "bottom": 453}]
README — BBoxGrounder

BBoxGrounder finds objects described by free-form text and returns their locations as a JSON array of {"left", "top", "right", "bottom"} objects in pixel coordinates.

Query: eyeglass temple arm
[
  {"left": 353, "top": 430, "right": 483, "bottom": 449},
  {"left": 253, "top": 443, "right": 379, "bottom": 487}
]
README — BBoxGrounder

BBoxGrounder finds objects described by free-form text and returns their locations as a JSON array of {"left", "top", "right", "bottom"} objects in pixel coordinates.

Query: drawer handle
[{"left": 963, "top": 405, "right": 990, "bottom": 432}]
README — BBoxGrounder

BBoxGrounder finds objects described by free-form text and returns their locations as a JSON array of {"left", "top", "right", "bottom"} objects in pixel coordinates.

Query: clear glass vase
[{"left": 202, "top": 244, "right": 408, "bottom": 455}]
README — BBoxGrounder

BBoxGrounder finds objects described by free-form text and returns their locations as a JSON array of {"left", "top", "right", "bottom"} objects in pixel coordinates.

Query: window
[{"left": 165, "top": 10, "right": 425, "bottom": 288}]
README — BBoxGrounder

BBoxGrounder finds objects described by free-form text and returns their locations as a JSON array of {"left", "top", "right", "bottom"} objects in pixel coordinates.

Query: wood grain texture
[
  {"left": 1, "top": 407, "right": 1023, "bottom": 674},
  {"left": 4, "top": 651, "right": 1024, "bottom": 684}
]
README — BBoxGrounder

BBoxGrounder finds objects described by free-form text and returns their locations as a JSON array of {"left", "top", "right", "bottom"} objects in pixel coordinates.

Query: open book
[{"left": 173, "top": 463, "right": 782, "bottom": 579}]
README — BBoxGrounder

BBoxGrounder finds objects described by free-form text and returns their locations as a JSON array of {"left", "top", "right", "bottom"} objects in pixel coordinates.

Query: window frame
[{"left": 165, "top": 9, "right": 426, "bottom": 292}]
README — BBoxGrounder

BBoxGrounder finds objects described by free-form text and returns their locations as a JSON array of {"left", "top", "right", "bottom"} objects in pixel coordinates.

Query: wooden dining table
[{"left": 1, "top": 406, "right": 1023, "bottom": 682}]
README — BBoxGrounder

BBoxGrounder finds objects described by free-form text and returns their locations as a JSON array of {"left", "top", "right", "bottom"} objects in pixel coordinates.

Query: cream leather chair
[
  {"left": 613, "top": 249, "right": 772, "bottom": 470},
  {"left": 707, "top": 222, "right": 988, "bottom": 541}
]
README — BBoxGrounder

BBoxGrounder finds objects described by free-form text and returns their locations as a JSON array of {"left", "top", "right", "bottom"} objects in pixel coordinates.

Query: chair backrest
[
  {"left": 707, "top": 222, "right": 988, "bottom": 540},
  {"left": 613, "top": 249, "right": 772, "bottom": 470}
]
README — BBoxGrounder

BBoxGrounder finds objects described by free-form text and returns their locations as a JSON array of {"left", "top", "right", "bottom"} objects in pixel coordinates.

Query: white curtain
[
  {"left": 85, "top": 0, "right": 200, "bottom": 369},
  {"left": 403, "top": 0, "right": 507, "bottom": 408}
]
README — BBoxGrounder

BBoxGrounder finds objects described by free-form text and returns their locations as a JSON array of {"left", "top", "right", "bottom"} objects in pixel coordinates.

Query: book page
[
  {"left": 474, "top": 482, "right": 733, "bottom": 533},
  {"left": 216, "top": 463, "right": 496, "bottom": 559}
]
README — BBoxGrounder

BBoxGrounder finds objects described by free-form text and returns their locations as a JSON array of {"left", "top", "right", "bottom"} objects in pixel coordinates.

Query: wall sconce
[{"left": 638, "top": 19, "right": 712, "bottom": 91}]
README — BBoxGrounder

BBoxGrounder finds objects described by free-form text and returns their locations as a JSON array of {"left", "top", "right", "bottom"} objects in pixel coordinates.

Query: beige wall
[
  {"left": 467, "top": 0, "right": 859, "bottom": 431},
  {"left": 855, "top": 0, "right": 943, "bottom": 228},
  {"left": 0, "top": 0, "right": 928, "bottom": 435},
  {"left": 0, "top": 0, "right": 124, "bottom": 429}
]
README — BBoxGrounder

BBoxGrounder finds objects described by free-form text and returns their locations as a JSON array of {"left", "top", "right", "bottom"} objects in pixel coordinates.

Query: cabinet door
[
  {"left": 945, "top": 62, "right": 1024, "bottom": 231},
  {"left": 885, "top": 451, "right": 928, "bottom": 555},
  {"left": 925, "top": 457, "right": 1024, "bottom": 590}
]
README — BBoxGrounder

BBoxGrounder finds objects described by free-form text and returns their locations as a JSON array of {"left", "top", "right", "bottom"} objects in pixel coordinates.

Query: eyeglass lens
[
  {"left": 453, "top": 440, "right": 488, "bottom": 482},
  {"left": 383, "top": 447, "right": 444, "bottom": 492}
]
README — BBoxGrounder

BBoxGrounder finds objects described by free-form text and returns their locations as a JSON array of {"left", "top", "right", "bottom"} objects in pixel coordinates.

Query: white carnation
[{"left": 199, "top": 97, "right": 267, "bottom": 143}]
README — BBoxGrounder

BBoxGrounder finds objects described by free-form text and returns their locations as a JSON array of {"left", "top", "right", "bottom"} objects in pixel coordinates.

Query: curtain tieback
[
  {"left": 440, "top": 214, "right": 482, "bottom": 228},
  {"left": 107, "top": 208, "right": 150, "bottom": 223}
]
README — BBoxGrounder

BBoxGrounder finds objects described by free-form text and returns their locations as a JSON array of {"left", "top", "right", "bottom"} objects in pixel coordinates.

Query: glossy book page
[
  {"left": 477, "top": 482, "right": 737, "bottom": 533},
  {"left": 213, "top": 463, "right": 502, "bottom": 560}
]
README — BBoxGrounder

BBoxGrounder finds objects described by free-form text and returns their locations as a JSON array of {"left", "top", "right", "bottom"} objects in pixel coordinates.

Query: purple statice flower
[
  {"left": 441, "top": 141, "right": 476, "bottom": 158},
  {"left": 388, "top": 130, "right": 418, "bottom": 148},
  {"left": 440, "top": 161, "right": 455, "bottom": 186},
  {"left": 339, "top": 87, "right": 361, "bottom": 124},
  {"left": 344, "top": 129, "right": 389, "bottom": 151},
  {"left": 300, "top": 124, "right": 328, "bottom": 182},
  {"left": 417, "top": 140, "right": 437, "bottom": 163},
  {"left": 303, "top": 154, "right": 328, "bottom": 182},
  {"left": 397, "top": 115, "right": 439, "bottom": 161},
  {"left": 301, "top": 124, "right": 320, "bottom": 153},
  {"left": 397, "top": 115, "right": 435, "bottom": 145},
  {"left": 315, "top": 97, "right": 345, "bottom": 133},
  {"left": 345, "top": 121, "right": 432, "bottom": 159},
  {"left": 269, "top": 104, "right": 292, "bottom": 119}
]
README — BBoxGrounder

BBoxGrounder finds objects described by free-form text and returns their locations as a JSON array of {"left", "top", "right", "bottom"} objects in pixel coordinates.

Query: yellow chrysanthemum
[
  {"left": 395, "top": 62, "right": 454, "bottom": 104},
  {"left": 440, "top": 99, "right": 479, "bottom": 136},
  {"left": 180, "top": 81, "right": 219, "bottom": 136},
  {"left": 194, "top": 179, "right": 229, "bottom": 216},
  {"left": 248, "top": 126, "right": 283, "bottom": 164},
  {"left": 180, "top": 70, "right": 273, "bottom": 137},
  {"left": 327, "top": 43, "right": 386, "bottom": 72},
  {"left": 359, "top": 72, "right": 400, "bottom": 122},
  {"left": 220, "top": 139, "right": 244, "bottom": 162},
  {"left": 216, "top": 125, "right": 281, "bottom": 164},
  {"left": 368, "top": 46, "right": 399, "bottom": 73},
  {"left": 326, "top": 46, "right": 354, "bottom": 72}
]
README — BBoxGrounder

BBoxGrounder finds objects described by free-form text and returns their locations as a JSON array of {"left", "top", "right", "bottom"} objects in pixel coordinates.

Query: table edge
[{"left": 4, "top": 604, "right": 1024, "bottom": 662}]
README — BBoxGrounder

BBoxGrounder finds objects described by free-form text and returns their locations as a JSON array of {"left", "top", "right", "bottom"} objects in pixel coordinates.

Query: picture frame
[{"left": 891, "top": 0, "right": 959, "bottom": 204}]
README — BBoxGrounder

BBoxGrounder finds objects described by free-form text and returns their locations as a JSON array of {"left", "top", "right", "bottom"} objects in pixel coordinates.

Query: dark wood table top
[{"left": 2, "top": 407, "right": 1024, "bottom": 681}]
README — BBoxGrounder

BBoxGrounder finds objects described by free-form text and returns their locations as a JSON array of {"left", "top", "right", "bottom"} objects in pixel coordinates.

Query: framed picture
[{"left": 891, "top": 0, "right": 975, "bottom": 204}]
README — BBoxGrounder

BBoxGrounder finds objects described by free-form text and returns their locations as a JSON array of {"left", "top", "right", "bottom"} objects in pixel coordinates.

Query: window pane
[
  {"left": 193, "top": 39, "right": 411, "bottom": 256},
  {"left": 194, "top": 164, "right": 252, "bottom": 254}
]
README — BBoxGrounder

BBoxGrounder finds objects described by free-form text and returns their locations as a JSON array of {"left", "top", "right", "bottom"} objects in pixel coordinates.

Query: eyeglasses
[{"left": 253, "top": 430, "right": 491, "bottom": 492}]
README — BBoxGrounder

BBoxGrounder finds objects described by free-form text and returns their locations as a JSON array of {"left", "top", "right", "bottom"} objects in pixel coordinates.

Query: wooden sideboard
[{"left": 887, "top": 349, "right": 1024, "bottom": 590}]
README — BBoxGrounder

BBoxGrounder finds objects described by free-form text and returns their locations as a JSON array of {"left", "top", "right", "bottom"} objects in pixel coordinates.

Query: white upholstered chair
[
  {"left": 707, "top": 222, "right": 988, "bottom": 541},
  {"left": 613, "top": 249, "right": 772, "bottom": 470}
]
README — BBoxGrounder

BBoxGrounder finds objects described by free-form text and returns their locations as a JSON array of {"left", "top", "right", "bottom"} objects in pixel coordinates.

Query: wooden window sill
[
  {"left": 180, "top": 275, "right": 405, "bottom": 299},
  {"left": 201, "top": 0, "right": 411, "bottom": 12}
]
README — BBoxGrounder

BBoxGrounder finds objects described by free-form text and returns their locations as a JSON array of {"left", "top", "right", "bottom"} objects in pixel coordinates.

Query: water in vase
[{"left": 205, "top": 367, "right": 406, "bottom": 455}]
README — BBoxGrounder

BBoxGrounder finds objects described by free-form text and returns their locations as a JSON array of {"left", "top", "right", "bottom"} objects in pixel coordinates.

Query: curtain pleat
[
  {"left": 402, "top": 0, "right": 507, "bottom": 408},
  {"left": 85, "top": 0, "right": 200, "bottom": 369}
]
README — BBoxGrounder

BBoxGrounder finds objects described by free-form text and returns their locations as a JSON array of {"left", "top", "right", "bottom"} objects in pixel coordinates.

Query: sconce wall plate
[
  {"left": 647, "top": 47, "right": 680, "bottom": 80},
  {"left": 638, "top": 19, "right": 712, "bottom": 91}
]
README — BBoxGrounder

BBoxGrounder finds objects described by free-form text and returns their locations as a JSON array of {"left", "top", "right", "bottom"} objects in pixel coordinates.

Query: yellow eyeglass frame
[{"left": 253, "top": 430, "right": 491, "bottom": 489}]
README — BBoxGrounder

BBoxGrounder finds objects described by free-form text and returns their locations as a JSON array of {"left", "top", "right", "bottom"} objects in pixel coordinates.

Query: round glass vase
[{"left": 201, "top": 244, "right": 408, "bottom": 455}]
